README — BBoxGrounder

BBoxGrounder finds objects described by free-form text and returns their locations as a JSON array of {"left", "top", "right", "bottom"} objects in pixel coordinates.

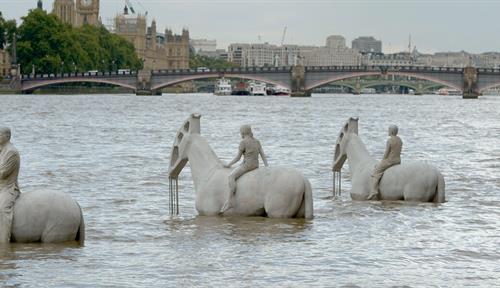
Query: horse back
[{"left": 11, "top": 191, "right": 81, "bottom": 243}]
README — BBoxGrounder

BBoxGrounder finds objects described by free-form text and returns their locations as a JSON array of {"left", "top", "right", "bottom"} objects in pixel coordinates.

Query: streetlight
[
  {"left": 60, "top": 61, "right": 64, "bottom": 77},
  {"left": 72, "top": 61, "right": 76, "bottom": 75}
]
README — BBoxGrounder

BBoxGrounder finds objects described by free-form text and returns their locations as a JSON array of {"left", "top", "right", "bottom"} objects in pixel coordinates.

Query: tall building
[
  {"left": 114, "top": 10, "right": 190, "bottom": 70},
  {"left": 52, "top": 0, "right": 100, "bottom": 27},
  {"left": 75, "top": 0, "right": 100, "bottom": 27},
  {"left": 52, "top": 0, "right": 75, "bottom": 26},
  {"left": 352, "top": 36, "right": 382, "bottom": 53},
  {"left": 326, "top": 35, "right": 346, "bottom": 49}
]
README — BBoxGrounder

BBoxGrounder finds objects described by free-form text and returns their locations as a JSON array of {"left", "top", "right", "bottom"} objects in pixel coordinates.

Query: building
[
  {"left": 352, "top": 36, "right": 382, "bottom": 53},
  {"left": 190, "top": 39, "right": 217, "bottom": 55},
  {"left": 52, "top": 0, "right": 100, "bottom": 27},
  {"left": 326, "top": 35, "right": 346, "bottom": 49},
  {"left": 0, "top": 49, "right": 10, "bottom": 77},
  {"left": 302, "top": 46, "right": 361, "bottom": 66},
  {"left": 228, "top": 35, "right": 361, "bottom": 68},
  {"left": 114, "top": 9, "right": 189, "bottom": 70}
]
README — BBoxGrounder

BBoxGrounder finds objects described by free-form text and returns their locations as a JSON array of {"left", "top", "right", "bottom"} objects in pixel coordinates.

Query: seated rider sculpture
[
  {"left": 221, "top": 125, "right": 268, "bottom": 213},
  {"left": 0, "top": 127, "right": 21, "bottom": 243},
  {"left": 368, "top": 125, "right": 402, "bottom": 200}
]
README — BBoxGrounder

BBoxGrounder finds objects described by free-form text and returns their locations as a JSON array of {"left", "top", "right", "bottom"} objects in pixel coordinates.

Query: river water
[{"left": 0, "top": 93, "right": 499, "bottom": 287}]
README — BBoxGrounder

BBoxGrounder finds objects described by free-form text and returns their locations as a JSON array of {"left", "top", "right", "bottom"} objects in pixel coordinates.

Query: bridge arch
[
  {"left": 22, "top": 78, "right": 136, "bottom": 92},
  {"left": 151, "top": 73, "right": 290, "bottom": 91},
  {"left": 478, "top": 82, "right": 500, "bottom": 94},
  {"left": 306, "top": 71, "right": 463, "bottom": 92}
]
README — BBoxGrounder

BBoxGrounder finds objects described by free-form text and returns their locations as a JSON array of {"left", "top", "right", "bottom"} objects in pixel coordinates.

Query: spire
[
  {"left": 124, "top": 5, "right": 129, "bottom": 15},
  {"left": 37, "top": 0, "right": 43, "bottom": 10}
]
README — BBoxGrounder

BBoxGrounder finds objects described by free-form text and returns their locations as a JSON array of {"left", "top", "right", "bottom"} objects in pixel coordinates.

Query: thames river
[{"left": 0, "top": 93, "right": 499, "bottom": 287}]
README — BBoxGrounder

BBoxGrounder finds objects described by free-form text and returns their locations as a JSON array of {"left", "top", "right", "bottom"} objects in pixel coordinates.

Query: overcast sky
[{"left": 1, "top": 0, "right": 499, "bottom": 53}]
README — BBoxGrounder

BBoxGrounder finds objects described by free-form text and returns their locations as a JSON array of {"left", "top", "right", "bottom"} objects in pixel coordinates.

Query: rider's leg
[{"left": 221, "top": 166, "right": 247, "bottom": 213}]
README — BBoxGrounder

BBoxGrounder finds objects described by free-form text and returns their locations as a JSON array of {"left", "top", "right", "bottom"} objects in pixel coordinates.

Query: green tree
[
  {"left": 189, "top": 54, "right": 238, "bottom": 70},
  {"left": 0, "top": 12, "right": 17, "bottom": 49},
  {"left": 16, "top": 9, "right": 141, "bottom": 75}
]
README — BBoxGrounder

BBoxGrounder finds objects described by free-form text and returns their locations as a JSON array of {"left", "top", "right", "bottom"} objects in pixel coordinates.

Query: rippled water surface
[{"left": 1, "top": 93, "right": 499, "bottom": 287}]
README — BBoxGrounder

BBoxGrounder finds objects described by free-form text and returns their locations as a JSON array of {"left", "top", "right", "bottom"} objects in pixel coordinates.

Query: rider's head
[
  {"left": 0, "top": 127, "right": 11, "bottom": 145},
  {"left": 388, "top": 125, "right": 398, "bottom": 136},
  {"left": 240, "top": 125, "right": 253, "bottom": 138}
]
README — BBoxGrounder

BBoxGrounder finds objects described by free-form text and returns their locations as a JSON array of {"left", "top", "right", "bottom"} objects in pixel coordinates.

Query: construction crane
[
  {"left": 125, "top": 0, "right": 148, "bottom": 15},
  {"left": 279, "top": 26, "right": 287, "bottom": 67},
  {"left": 125, "top": 0, "right": 135, "bottom": 14},
  {"left": 280, "top": 26, "right": 287, "bottom": 46}
]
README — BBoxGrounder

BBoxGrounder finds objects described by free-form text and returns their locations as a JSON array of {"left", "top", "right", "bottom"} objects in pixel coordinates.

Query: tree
[
  {"left": 189, "top": 54, "right": 238, "bottom": 70},
  {"left": 0, "top": 12, "right": 17, "bottom": 49},
  {"left": 16, "top": 9, "right": 142, "bottom": 75}
]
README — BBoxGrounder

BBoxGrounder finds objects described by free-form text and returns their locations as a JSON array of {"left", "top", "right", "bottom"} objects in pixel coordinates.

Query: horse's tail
[
  {"left": 303, "top": 178, "right": 313, "bottom": 219},
  {"left": 433, "top": 171, "right": 446, "bottom": 203},
  {"left": 76, "top": 203, "right": 85, "bottom": 245}
]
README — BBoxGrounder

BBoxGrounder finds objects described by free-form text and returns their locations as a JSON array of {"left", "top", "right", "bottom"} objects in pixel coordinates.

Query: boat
[
  {"left": 436, "top": 87, "right": 462, "bottom": 96},
  {"left": 272, "top": 85, "right": 291, "bottom": 96},
  {"left": 249, "top": 81, "right": 267, "bottom": 96},
  {"left": 214, "top": 78, "right": 232, "bottom": 96},
  {"left": 231, "top": 81, "right": 250, "bottom": 95}
]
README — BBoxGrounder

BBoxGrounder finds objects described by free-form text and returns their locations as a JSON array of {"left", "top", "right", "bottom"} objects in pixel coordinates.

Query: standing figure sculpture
[
  {"left": 168, "top": 114, "right": 313, "bottom": 218},
  {"left": 221, "top": 125, "right": 268, "bottom": 213},
  {"left": 332, "top": 118, "right": 445, "bottom": 203},
  {"left": 0, "top": 128, "right": 20, "bottom": 243},
  {"left": 368, "top": 125, "right": 402, "bottom": 200}
]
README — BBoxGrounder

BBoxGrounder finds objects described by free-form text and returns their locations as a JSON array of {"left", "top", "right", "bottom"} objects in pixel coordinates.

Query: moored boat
[{"left": 214, "top": 78, "right": 232, "bottom": 96}]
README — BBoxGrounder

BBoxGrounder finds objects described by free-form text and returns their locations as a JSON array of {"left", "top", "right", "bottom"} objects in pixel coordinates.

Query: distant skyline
[{"left": 2, "top": 0, "right": 500, "bottom": 54}]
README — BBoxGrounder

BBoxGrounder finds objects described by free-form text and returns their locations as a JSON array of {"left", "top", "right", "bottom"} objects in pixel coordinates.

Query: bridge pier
[
  {"left": 291, "top": 65, "right": 311, "bottom": 97},
  {"left": 462, "top": 66, "right": 479, "bottom": 99},
  {"left": 462, "top": 91, "right": 480, "bottom": 99}
]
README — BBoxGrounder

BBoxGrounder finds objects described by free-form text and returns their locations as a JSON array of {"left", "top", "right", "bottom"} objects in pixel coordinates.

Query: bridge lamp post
[
  {"left": 72, "top": 62, "right": 76, "bottom": 74},
  {"left": 60, "top": 61, "right": 64, "bottom": 77},
  {"left": 112, "top": 60, "right": 115, "bottom": 73},
  {"left": 101, "top": 60, "right": 105, "bottom": 73}
]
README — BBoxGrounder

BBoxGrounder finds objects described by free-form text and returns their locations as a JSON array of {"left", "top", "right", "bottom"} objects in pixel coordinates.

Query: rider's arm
[
  {"left": 383, "top": 138, "right": 391, "bottom": 160},
  {"left": 258, "top": 142, "right": 269, "bottom": 167},
  {"left": 225, "top": 142, "right": 244, "bottom": 168}
]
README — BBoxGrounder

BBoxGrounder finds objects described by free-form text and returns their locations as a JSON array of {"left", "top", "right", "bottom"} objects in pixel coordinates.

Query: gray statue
[
  {"left": 368, "top": 125, "right": 403, "bottom": 200},
  {"left": 221, "top": 125, "right": 268, "bottom": 213},
  {"left": 0, "top": 127, "right": 84, "bottom": 244},
  {"left": 0, "top": 127, "right": 21, "bottom": 243}
]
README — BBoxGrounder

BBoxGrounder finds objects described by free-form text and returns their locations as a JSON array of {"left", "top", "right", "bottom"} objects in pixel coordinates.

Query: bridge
[{"left": 13, "top": 65, "right": 500, "bottom": 98}]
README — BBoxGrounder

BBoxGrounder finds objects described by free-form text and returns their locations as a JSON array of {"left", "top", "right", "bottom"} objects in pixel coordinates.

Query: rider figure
[
  {"left": 0, "top": 128, "right": 21, "bottom": 243},
  {"left": 221, "top": 125, "right": 268, "bottom": 213},
  {"left": 368, "top": 125, "right": 402, "bottom": 200}
]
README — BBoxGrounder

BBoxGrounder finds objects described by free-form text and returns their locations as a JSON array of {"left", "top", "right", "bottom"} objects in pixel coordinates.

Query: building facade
[
  {"left": 114, "top": 12, "right": 189, "bottom": 70},
  {"left": 52, "top": 0, "right": 100, "bottom": 27},
  {"left": 352, "top": 36, "right": 382, "bottom": 53},
  {"left": 0, "top": 49, "right": 10, "bottom": 77},
  {"left": 326, "top": 35, "right": 346, "bottom": 49},
  {"left": 190, "top": 39, "right": 217, "bottom": 54}
]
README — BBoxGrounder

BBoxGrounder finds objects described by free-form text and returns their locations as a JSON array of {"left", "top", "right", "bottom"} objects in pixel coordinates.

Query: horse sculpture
[
  {"left": 168, "top": 114, "right": 313, "bottom": 218},
  {"left": 10, "top": 191, "right": 84, "bottom": 244},
  {"left": 332, "top": 117, "right": 445, "bottom": 203}
]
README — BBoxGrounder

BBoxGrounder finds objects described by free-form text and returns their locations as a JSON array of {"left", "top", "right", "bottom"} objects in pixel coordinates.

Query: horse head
[
  {"left": 332, "top": 117, "right": 358, "bottom": 172},
  {"left": 168, "top": 113, "right": 201, "bottom": 178}
]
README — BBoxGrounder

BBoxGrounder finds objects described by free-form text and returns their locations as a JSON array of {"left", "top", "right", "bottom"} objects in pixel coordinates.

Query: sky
[{"left": 1, "top": 0, "right": 500, "bottom": 53}]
